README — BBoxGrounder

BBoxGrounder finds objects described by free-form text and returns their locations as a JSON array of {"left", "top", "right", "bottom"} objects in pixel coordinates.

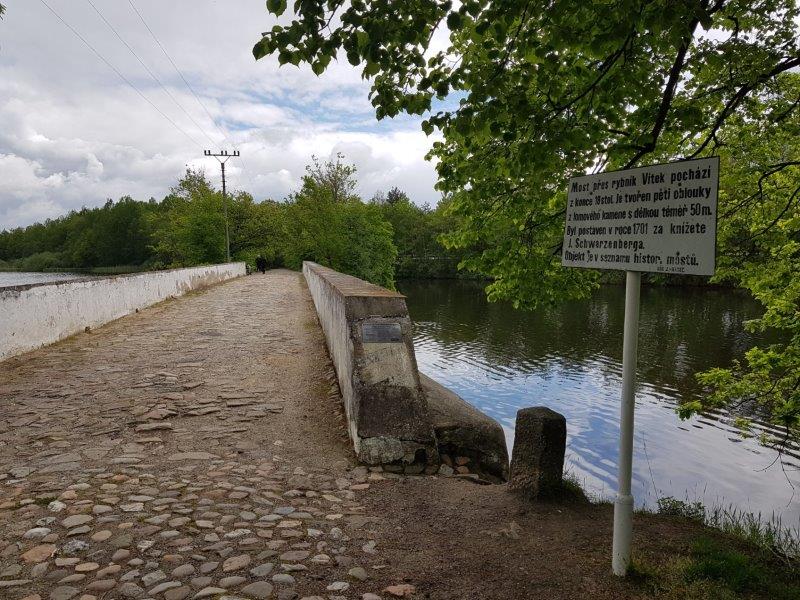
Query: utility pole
[{"left": 203, "top": 149, "right": 240, "bottom": 262}]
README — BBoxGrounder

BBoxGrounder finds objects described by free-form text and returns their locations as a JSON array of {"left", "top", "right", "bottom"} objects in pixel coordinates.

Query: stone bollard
[{"left": 509, "top": 407, "right": 566, "bottom": 499}]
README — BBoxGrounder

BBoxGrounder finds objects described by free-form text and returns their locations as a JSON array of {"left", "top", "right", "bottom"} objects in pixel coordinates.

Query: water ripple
[{"left": 401, "top": 280, "right": 800, "bottom": 523}]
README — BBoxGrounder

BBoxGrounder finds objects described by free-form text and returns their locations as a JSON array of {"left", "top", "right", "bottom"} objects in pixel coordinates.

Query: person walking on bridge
[{"left": 255, "top": 255, "right": 267, "bottom": 274}]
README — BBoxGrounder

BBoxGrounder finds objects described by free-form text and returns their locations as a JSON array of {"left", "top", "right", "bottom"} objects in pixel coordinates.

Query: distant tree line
[{"left": 0, "top": 155, "right": 467, "bottom": 288}]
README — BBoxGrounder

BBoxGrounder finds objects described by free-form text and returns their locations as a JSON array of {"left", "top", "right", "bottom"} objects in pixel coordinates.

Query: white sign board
[{"left": 562, "top": 157, "right": 719, "bottom": 276}]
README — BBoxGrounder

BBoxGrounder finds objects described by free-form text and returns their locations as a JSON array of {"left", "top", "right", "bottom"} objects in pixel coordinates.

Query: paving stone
[
  {"left": 97, "top": 564, "right": 121, "bottom": 577},
  {"left": 193, "top": 587, "right": 226, "bottom": 599},
  {"left": 22, "top": 544, "right": 56, "bottom": 563},
  {"left": 240, "top": 582, "right": 274, "bottom": 599},
  {"left": 218, "top": 575, "right": 247, "bottom": 588},
  {"left": 164, "top": 586, "right": 192, "bottom": 600},
  {"left": 149, "top": 581, "right": 183, "bottom": 594},
  {"left": 49, "top": 587, "right": 79, "bottom": 600},
  {"left": 112, "top": 549, "right": 131, "bottom": 561},
  {"left": 118, "top": 582, "right": 145, "bottom": 598},
  {"left": 61, "top": 515, "right": 93, "bottom": 528},
  {"left": 349, "top": 567, "right": 369, "bottom": 581},
  {"left": 168, "top": 452, "right": 217, "bottom": 461},
  {"left": 172, "top": 564, "right": 196, "bottom": 577},
  {"left": 249, "top": 562, "right": 274, "bottom": 577},
  {"left": 85, "top": 580, "right": 116, "bottom": 592},
  {"left": 110, "top": 534, "right": 134, "bottom": 548},
  {"left": 278, "top": 550, "right": 309, "bottom": 562},
  {"left": 190, "top": 577, "right": 212, "bottom": 589},
  {"left": 142, "top": 569, "right": 167, "bottom": 586},
  {"left": 24, "top": 527, "right": 52, "bottom": 539},
  {"left": 1, "top": 564, "right": 22, "bottom": 577},
  {"left": 221, "top": 554, "right": 250, "bottom": 572},
  {"left": 0, "top": 579, "right": 32, "bottom": 588}
]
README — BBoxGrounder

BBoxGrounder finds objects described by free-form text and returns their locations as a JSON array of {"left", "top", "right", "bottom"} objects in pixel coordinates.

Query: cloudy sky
[{"left": 0, "top": 0, "right": 443, "bottom": 229}]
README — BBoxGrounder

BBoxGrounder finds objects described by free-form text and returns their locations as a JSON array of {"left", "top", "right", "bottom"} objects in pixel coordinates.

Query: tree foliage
[
  {"left": 687, "top": 77, "right": 800, "bottom": 440},
  {"left": 0, "top": 157, "right": 424, "bottom": 288},
  {"left": 254, "top": 2, "right": 800, "bottom": 435},
  {"left": 372, "top": 191, "right": 463, "bottom": 278},
  {"left": 281, "top": 155, "right": 397, "bottom": 287}
]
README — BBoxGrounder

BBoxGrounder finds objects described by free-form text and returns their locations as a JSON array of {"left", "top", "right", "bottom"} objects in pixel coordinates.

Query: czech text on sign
[{"left": 562, "top": 157, "right": 719, "bottom": 276}]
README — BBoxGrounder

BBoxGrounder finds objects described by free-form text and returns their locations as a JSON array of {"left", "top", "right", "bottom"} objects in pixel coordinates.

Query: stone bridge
[{"left": 0, "top": 270, "right": 395, "bottom": 600}]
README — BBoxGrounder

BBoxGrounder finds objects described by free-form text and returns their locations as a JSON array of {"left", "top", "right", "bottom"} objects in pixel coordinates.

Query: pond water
[
  {"left": 400, "top": 279, "right": 800, "bottom": 524},
  {"left": 0, "top": 272, "right": 83, "bottom": 288}
]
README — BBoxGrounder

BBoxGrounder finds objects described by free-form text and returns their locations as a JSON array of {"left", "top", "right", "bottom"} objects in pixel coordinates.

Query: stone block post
[{"left": 509, "top": 407, "right": 566, "bottom": 499}]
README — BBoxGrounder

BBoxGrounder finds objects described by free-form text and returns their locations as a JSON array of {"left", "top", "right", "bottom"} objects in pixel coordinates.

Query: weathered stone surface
[
  {"left": 49, "top": 586, "right": 79, "bottom": 600},
  {"left": 221, "top": 554, "right": 250, "bottom": 572},
  {"left": 61, "top": 515, "right": 92, "bottom": 528},
  {"left": 167, "top": 452, "right": 217, "bottom": 461},
  {"left": 172, "top": 564, "right": 196, "bottom": 577},
  {"left": 272, "top": 573, "right": 296, "bottom": 585},
  {"left": 249, "top": 562, "right": 274, "bottom": 577},
  {"left": 303, "top": 262, "right": 438, "bottom": 468},
  {"left": 85, "top": 580, "right": 116, "bottom": 592},
  {"left": 22, "top": 544, "right": 56, "bottom": 563},
  {"left": 240, "top": 581, "right": 274, "bottom": 599},
  {"left": 149, "top": 581, "right": 183, "bottom": 594},
  {"left": 24, "top": 527, "right": 52, "bottom": 539},
  {"left": 193, "top": 587, "right": 226, "bottom": 599},
  {"left": 164, "top": 586, "right": 192, "bottom": 600},
  {"left": 279, "top": 550, "right": 309, "bottom": 562},
  {"left": 0, "top": 579, "right": 32, "bottom": 588},
  {"left": 348, "top": 566, "right": 369, "bottom": 581},
  {"left": 383, "top": 584, "right": 416, "bottom": 597},
  {"left": 422, "top": 374, "right": 510, "bottom": 481},
  {"left": 509, "top": 407, "right": 566, "bottom": 499}
]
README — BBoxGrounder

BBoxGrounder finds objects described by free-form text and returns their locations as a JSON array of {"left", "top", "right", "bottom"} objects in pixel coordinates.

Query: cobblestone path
[{"left": 0, "top": 270, "right": 392, "bottom": 600}]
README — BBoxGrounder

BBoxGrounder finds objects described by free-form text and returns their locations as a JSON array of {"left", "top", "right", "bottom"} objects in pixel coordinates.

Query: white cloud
[{"left": 0, "top": 0, "right": 442, "bottom": 228}]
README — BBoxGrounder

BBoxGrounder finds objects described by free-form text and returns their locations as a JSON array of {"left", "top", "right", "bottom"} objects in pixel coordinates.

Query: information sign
[{"left": 563, "top": 157, "right": 719, "bottom": 275}]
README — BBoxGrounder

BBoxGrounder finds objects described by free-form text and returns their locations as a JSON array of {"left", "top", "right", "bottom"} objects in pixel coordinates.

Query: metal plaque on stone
[{"left": 362, "top": 322, "right": 402, "bottom": 343}]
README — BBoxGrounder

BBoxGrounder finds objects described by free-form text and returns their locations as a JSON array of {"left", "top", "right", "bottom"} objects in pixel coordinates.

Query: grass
[
  {"left": 557, "top": 476, "right": 800, "bottom": 597},
  {"left": 555, "top": 472, "right": 591, "bottom": 502},
  {"left": 653, "top": 496, "right": 800, "bottom": 560},
  {"left": 625, "top": 496, "right": 800, "bottom": 599},
  {"left": 631, "top": 537, "right": 800, "bottom": 600}
]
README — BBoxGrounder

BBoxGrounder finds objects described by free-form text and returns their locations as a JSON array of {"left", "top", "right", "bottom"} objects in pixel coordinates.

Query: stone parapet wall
[
  {"left": 302, "top": 261, "right": 439, "bottom": 471},
  {"left": 0, "top": 263, "right": 246, "bottom": 362}
]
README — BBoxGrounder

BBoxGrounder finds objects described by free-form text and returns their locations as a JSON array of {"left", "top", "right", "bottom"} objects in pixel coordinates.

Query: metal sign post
[
  {"left": 562, "top": 157, "right": 719, "bottom": 576},
  {"left": 612, "top": 269, "right": 640, "bottom": 576}
]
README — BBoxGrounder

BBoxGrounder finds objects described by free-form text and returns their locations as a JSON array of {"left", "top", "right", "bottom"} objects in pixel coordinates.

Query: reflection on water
[{"left": 400, "top": 280, "right": 799, "bottom": 522}]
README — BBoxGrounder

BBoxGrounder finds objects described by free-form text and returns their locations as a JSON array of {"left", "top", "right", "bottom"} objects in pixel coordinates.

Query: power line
[
  {"left": 127, "top": 0, "right": 229, "bottom": 145},
  {"left": 126, "top": 0, "right": 258, "bottom": 194},
  {"left": 37, "top": 0, "right": 204, "bottom": 150},
  {"left": 85, "top": 0, "right": 218, "bottom": 147}
]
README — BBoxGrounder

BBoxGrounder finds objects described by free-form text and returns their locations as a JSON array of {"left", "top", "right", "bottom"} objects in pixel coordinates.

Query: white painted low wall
[{"left": 0, "top": 263, "right": 245, "bottom": 361}]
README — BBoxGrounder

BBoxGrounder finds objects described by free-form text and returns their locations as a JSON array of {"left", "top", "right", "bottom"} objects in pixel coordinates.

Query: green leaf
[
  {"left": 266, "top": 0, "right": 287, "bottom": 16},
  {"left": 446, "top": 12, "right": 463, "bottom": 31}
]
